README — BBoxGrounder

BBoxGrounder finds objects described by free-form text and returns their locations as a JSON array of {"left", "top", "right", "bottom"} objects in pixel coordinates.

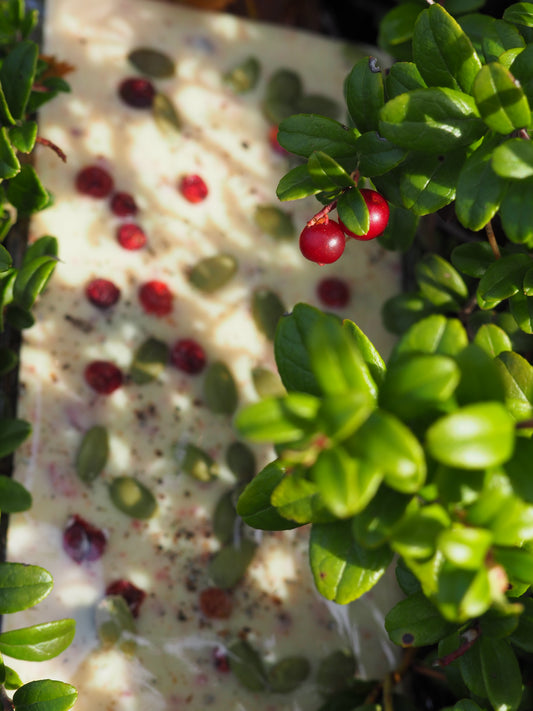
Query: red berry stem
[{"left": 306, "top": 200, "right": 338, "bottom": 228}]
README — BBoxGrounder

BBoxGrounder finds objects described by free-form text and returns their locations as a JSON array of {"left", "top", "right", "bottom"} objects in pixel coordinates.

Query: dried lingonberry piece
[
  {"left": 268, "top": 124, "right": 287, "bottom": 156},
  {"left": 75, "top": 165, "right": 114, "bottom": 198},
  {"left": 212, "top": 646, "right": 230, "bottom": 673},
  {"left": 118, "top": 77, "right": 156, "bottom": 108},
  {"left": 117, "top": 223, "right": 147, "bottom": 250},
  {"left": 138, "top": 280, "right": 173, "bottom": 316},
  {"left": 111, "top": 191, "right": 138, "bottom": 217},
  {"left": 317, "top": 276, "right": 350, "bottom": 308},
  {"left": 179, "top": 174, "right": 208, "bottom": 203},
  {"left": 84, "top": 361, "right": 123, "bottom": 394},
  {"left": 106, "top": 580, "right": 146, "bottom": 618},
  {"left": 86, "top": 278, "right": 121, "bottom": 308},
  {"left": 63, "top": 514, "right": 107, "bottom": 563},
  {"left": 170, "top": 338, "right": 206, "bottom": 374},
  {"left": 199, "top": 587, "right": 233, "bottom": 619}
]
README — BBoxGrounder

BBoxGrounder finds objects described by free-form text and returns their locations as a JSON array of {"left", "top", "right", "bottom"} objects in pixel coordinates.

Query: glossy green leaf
[
  {"left": 22, "top": 236, "right": 59, "bottom": 265},
  {"left": 4, "top": 665, "right": 22, "bottom": 690},
  {"left": 438, "top": 525, "right": 492, "bottom": 569},
  {"left": 451, "top": 241, "right": 496, "bottom": 279},
  {"left": 228, "top": 639, "right": 267, "bottom": 692},
  {"left": 510, "top": 597, "right": 533, "bottom": 651},
  {"left": 0, "top": 418, "right": 31, "bottom": 458},
  {"left": 492, "top": 137, "right": 533, "bottom": 179},
  {"left": 385, "top": 61, "right": 426, "bottom": 98},
  {"left": 130, "top": 337, "right": 169, "bottom": 384},
  {"left": 109, "top": 476, "right": 158, "bottom": 519},
  {"left": 207, "top": 538, "right": 257, "bottom": 589},
  {"left": 276, "top": 164, "right": 321, "bottom": 202},
  {"left": 271, "top": 473, "right": 332, "bottom": 525},
  {"left": 0, "top": 619, "right": 75, "bottom": 661},
  {"left": 344, "top": 56, "right": 384, "bottom": 133},
  {"left": 336, "top": 187, "right": 369, "bottom": 236},
  {"left": 234, "top": 392, "right": 319, "bottom": 444},
  {"left": 274, "top": 303, "right": 323, "bottom": 396},
  {"left": 296, "top": 94, "right": 340, "bottom": 120},
  {"left": 13, "top": 255, "right": 56, "bottom": 310},
  {"left": 312, "top": 448, "right": 382, "bottom": 518},
  {"left": 0, "top": 563, "right": 52, "bottom": 614},
  {"left": 436, "top": 563, "right": 492, "bottom": 622},
  {"left": 493, "top": 546, "right": 533, "bottom": 584},
  {"left": 489, "top": 494, "right": 533, "bottom": 546},
  {"left": 277, "top": 114, "right": 359, "bottom": 159},
  {"left": 253, "top": 205, "right": 294, "bottom": 240},
  {"left": 0, "top": 475, "right": 31, "bottom": 513},
  {"left": 352, "top": 484, "right": 411, "bottom": 548},
  {"left": 354, "top": 131, "right": 406, "bottom": 178},
  {"left": 13, "top": 679, "right": 78, "bottom": 711},
  {"left": 236, "top": 460, "right": 301, "bottom": 530},
  {"left": 415, "top": 254, "right": 468, "bottom": 309},
  {"left": 385, "top": 591, "right": 454, "bottom": 647},
  {"left": 9, "top": 120, "right": 37, "bottom": 153},
  {"left": 307, "top": 151, "right": 355, "bottom": 191},
  {"left": 377, "top": 3, "right": 422, "bottom": 59},
  {"left": 0, "top": 126, "right": 19, "bottom": 178},
  {"left": 5, "top": 304, "right": 34, "bottom": 330},
  {"left": 503, "top": 3, "right": 533, "bottom": 28},
  {"left": 7, "top": 164, "right": 49, "bottom": 214},
  {"left": 479, "top": 606, "right": 522, "bottom": 639},
  {"left": 318, "top": 392, "right": 375, "bottom": 443},
  {"left": 400, "top": 150, "right": 463, "bottom": 216},
  {"left": 391, "top": 502, "right": 450, "bottom": 560},
  {"left": 378, "top": 206, "right": 418, "bottom": 252},
  {"left": 473, "top": 62, "right": 531, "bottom": 134},
  {"left": 203, "top": 361, "right": 238, "bottom": 415},
  {"left": 509, "top": 42, "right": 533, "bottom": 104},
  {"left": 482, "top": 18, "right": 526, "bottom": 64},
  {"left": 379, "top": 88, "right": 485, "bottom": 153},
  {"left": 480, "top": 636, "right": 522, "bottom": 711},
  {"left": 342, "top": 319, "right": 386, "bottom": 387},
  {"left": 458, "top": 639, "right": 488, "bottom": 699},
  {"left": 473, "top": 323, "right": 512, "bottom": 357},
  {"left": 391, "top": 315, "right": 468, "bottom": 363},
  {"left": 413, "top": 4, "right": 482, "bottom": 93},
  {"left": 508, "top": 292, "right": 533, "bottom": 333},
  {"left": 426, "top": 402, "right": 515, "bottom": 469},
  {"left": 477, "top": 253, "right": 531, "bottom": 309},
  {"left": 499, "top": 177, "right": 533, "bottom": 246},
  {"left": 496, "top": 350, "right": 533, "bottom": 420},
  {"left": 454, "top": 343, "right": 506, "bottom": 405},
  {"left": 309, "top": 520, "right": 392, "bottom": 604},
  {"left": 0, "top": 40, "right": 37, "bottom": 119}
]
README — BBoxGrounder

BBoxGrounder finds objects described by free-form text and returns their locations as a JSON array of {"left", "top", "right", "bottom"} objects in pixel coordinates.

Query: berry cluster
[{"left": 299, "top": 189, "right": 389, "bottom": 265}]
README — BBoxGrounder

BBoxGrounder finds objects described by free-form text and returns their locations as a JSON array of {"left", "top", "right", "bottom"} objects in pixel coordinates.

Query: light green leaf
[
  {"left": 436, "top": 563, "right": 492, "bottom": 622},
  {"left": 271, "top": 473, "right": 332, "bottom": 525},
  {"left": 480, "top": 636, "right": 523, "bottom": 711},
  {"left": 415, "top": 254, "right": 469, "bottom": 309},
  {"left": 276, "top": 165, "right": 320, "bottom": 202},
  {"left": 503, "top": 2, "right": 533, "bottom": 29},
  {"left": 400, "top": 150, "right": 463, "bottom": 216},
  {"left": 438, "top": 525, "right": 493, "bottom": 569},
  {"left": 342, "top": 319, "right": 386, "bottom": 387},
  {"left": 0, "top": 619, "right": 75, "bottom": 661},
  {"left": 390, "top": 315, "right": 468, "bottom": 363},
  {"left": 473, "top": 62, "right": 531, "bottom": 134},
  {"left": 473, "top": 324, "right": 512, "bottom": 357},
  {"left": 0, "top": 563, "right": 52, "bottom": 614},
  {"left": 385, "top": 61, "right": 426, "bottom": 98},
  {"left": 336, "top": 187, "right": 369, "bottom": 236},
  {"left": 499, "top": 177, "right": 533, "bottom": 246},
  {"left": 307, "top": 151, "right": 355, "bottom": 191},
  {"left": 495, "top": 350, "right": 533, "bottom": 420},
  {"left": 236, "top": 461, "right": 301, "bottom": 530},
  {"left": 13, "top": 255, "right": 57, "bottom": 310},
  {"left": 477, "top": 253, "right": 531, "bottom": 308},
  {"left": 13, "top": 679, "right": 78, "bottom": 711},
  {"left": 492, "top": 137, "right": 533, "bottom": 179},
  {"left": 234, "top": 392, "right": 319, "bottom": 444}
]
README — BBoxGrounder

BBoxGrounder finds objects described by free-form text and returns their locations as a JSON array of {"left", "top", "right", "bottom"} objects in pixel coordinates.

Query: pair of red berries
[{"left": 299, "top": 189, "right": 389, "bottom": 265}]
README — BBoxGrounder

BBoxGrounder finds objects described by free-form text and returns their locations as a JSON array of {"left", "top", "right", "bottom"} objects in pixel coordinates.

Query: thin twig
[
  {"left": 0, "top": 688, "right": 14, "bottom": 711},
  {"left": 365, "top": 648, "right": 417, "bottom": 705},
  {"left": 485, "top": 220, "right": 501, "bottom": 260},
  {"left": 383, "top": 673, "right": 394, "bottom": 711},
  {"left": 306, "top": 200, "right": 338, "bottom": 227},
  {"left": 433, "top": 626, "right": 480, "bottom": 668},
  {"left": 35, "top": 135, "right": 67, "bottom": 162}
]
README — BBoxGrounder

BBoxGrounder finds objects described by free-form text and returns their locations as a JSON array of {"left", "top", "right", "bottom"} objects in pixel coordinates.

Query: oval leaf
[
  {"left": 0, "top": 563, "right": 53, "bottom": 614},
  {"left": 0, "top": 619, "right": 75, "bottom": 661}
]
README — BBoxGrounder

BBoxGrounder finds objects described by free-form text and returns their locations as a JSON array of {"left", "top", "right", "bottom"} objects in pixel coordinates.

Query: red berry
[
  {"left": 75, "top": 165, "right": 114, "bottom": 198},
  {"left": 86, "top": 278, "right": 121, "bottom": 308},
  {"left": 299, "top": 219, "right": 345, "bottom": 265},
  {"left": 138, "top": 280, "right": 173, "bottom": 316},
  {"left": 317, "top": 277, "right": 350, "bottom": 308},
  {"left": 106, "top": 580, "right": 146, "bottom": 618},
  {"left": 118, "top": 77, "right": 156, "bottom": 108},
  {"left": 117, "top": 223, "right": 147, "bottom": 250},
  {"left": 268, "top": 124, "right": 287, "bottom": 156},
  {"left": 170, "top": 338, "right": 206, "bottom": 374},
  {"left": 63, "top": 515, "right": 107, "bottom": 564},
  {"left": 212, "top": 647, "right": 230, "bottom": 673},
  {"left": 84, "top": 360, "right": 123, "bottom": 394},
  {"left": 199, "top": 587, "right": 233, "bottom": 619},
  {"left": 179, "top": 174, "right": 208, "bottom": 203},
  {"left": 111, "top": 191, "right": 138, "bottom": 217},
  {"left": 340, "top": 189, "right": 389, "bottom": 241}
]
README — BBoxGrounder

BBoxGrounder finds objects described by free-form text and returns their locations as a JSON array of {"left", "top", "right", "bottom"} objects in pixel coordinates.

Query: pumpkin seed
[
  {"left": 251, "top": 366, "right": 286, "bottom": 398},
  {"left": 213, "top": 489, "right": 238, "bottom": 544},
  {"left": 109, "top": 476, "right": 158, "bottom": 519},
  {"left": 188, "top": 253, "right": 238, "bottom": 293},
  {"left": 252, "top": 288, "right": 286, "bottom": 341},
  {"left": 316, "top": 649, "right": 357, "bottom": 693},
  {"left": 153, "top": 93, "right": 182, "bottom": 140},
  {"left": 296, "top": 94, "right": 340, "bottom": 120},
  {"left": 254, "top": 205, "right": 295, "bottom": 240},
  {"left": 267, "top": 656, "right": 311, "bottom": 693},
  {"left": 223, "top": 56, "right": 261, "bottom": 93},
  {"left": 228, "top": 639, "right": 267, "bottom": 692},
  {"left": 174, "top": 441, "right": 219, "bottom": 482},
  {"left": 208, "top": 537, "right": 256, "bottom": 589},
  {"left": 128, "top": 47, "right": 175, "bottom": 78},
  {"left": 95, "top": 595, "right": 136, "bottom": 650},
  {"left": 203, "top": 360, "right": 238, "bottom": 415},
  {"left": 262, "top": 68, "right": 302, "bottom": 124},
  {"left": 225, "top": 441, "right": 256, "bottom": 481},
  {"left": 76, "top": 425, "right": 108, "bottom": 484},
  {"left": 130, "top": 337, "right": 169, "bottom": 385}
]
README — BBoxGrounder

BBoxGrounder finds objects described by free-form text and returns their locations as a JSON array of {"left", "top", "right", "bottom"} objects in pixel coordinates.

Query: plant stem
[
  {"left": 485, "top": 220, "right": 501, "bottom": 259},
  {"left": 306, "top": 200, "right": 338, "bottom": 227},
  {"left": 365, "top": 648, "right": 417, "bottom": 704},
  {"left": 433, "top": 626, "right": 480, "bottom": 667},
  {"left": 35, "top": 136, "right": 67, "bottom": 162},
  {"left": 0, "top": 688, "right": 14, "bottom": 711}
]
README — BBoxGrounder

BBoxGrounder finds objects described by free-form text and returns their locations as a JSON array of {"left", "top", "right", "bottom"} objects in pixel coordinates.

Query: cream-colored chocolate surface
[{"left": 7, "top": 1, "right": 401, "bottom": 709}]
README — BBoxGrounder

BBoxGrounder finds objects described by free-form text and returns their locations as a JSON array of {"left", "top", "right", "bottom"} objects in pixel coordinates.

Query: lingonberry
[
  {"left": 299, "top": 219, "right": 346, "bottom": 265},
  {"left": 63, "top": 515, "right": 107, "bottom": 563},
  {"left": 111, "top": 191, "right": 138, "bottom": 217},
  {"left": 75, "top": 165, "right": 114, "bottom": 198},
  {"left": 340, "top": 189, "right": 389, "bottom": 241},
  {"left": 139, "top": 280, "right": 173, "bottom": 316},
  {"left": 317, "top": 276, "right": 350, "bottom": 308},
  {"left": 117, "top": 223, "right": 147, "bottom": 250},
  {"left": 179, "top": 174, "right": 208, "bottom": 203},
  {"left": 170, "top": 338, "right": 206, "bottom": 374},
  {"left": 84, "top": 360, "right": 123, "bottom": 394},
  {"left": 106, "top": 580, "right": 146, "bottom": 618},
  {"left": 118, "top": 77, "right": 156, "bottom": 108},
  {"left": 86, "top": 278, "right": 121, "bottom": 308},
  {"left": 199, "top": 587, "right": 233, "bottom": 619},
  {"left": 268, "top": 124, "right": 287, "bottom": 156}
]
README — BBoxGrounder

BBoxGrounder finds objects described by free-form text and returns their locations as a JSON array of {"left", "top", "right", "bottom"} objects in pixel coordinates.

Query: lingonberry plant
[
  {"left": 0, "top": 1, "right": 77, "bottom": 710},
  {"left": 235, "top": 2, "right": 533, "bottom": 710}
]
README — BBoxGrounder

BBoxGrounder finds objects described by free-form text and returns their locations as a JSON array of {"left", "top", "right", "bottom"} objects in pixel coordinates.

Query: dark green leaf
[
  {"left": 377, "top": 3, "right": 422, "bottom": 58},
  {"left": 382, "top": 292, "right": 436, "bottom": 335},
  {"left": 0, "top": 619, "right": 75, "bottom": 661},
  {"left": 296, "top": 94, "right": 340, "bottom": 120},
  {"left": 0, "top": 418, "right": 31, "bottom": 458},
  {"left": 480, "top": 636, "right": 522, "bottom": 711},
  {"left": 451, "top": 241, "right": 496, "bottom": 279},
  {"left": 400, "top": 150, "right": 464, "bottom": 216},
  {"left": 493, "top": 546, "right": 533, "bottom": 584},
  {"left": 7, "top": 163, "right": 49, "bottom": 214},
  {"left": 309, "top": 520, "right": 392, "bottom": 604},
  {"left": 109, "top": 476, "right": 158, "bottom": 519},
  {"left": 308, "top": 151, "right": 355, "bottom": 191},
  {"left": 499, "top": 176, "right": 533, "bottom": 246},
  {"left": 0, "top": 346, "right": 18, "bottom": 375},
  {"left": 315, "top": 649, "right": 356, "bottom": 694},
  {"left": 336, "top": 188, "right": 369, "bottom": 236},
  {"left": 344, "top": 56, "right": 385, "bottom": 133},
  {"left": 352, "top": 484, "right": 411, "bottom": 548},
  {"left": 208, "top": 538, "right": 256, "bottom": 589},
  {"left": 354, "top": 131, "right": 406, "bottom": 178},
  {"left": 236, "top": 460, "right": 301, "bottom": 530},
  {"left": 128, "top": 46, "right": 175, "bottom": 78},
  {"left": 5, "top": 304, "right": 34, "bottom": 330},
  {"left": 0, "top": 40, "right": 37, "bottom": 119},
  {"left": 0, "top": 475, "right": 31, "bottom": 513},
  {"left": 495, "top": 350, "right": 533, "bottom": 419},
  {"left": 482, "top": 18, "right": 526, "bottom": 64},
  {"left": 225, "top": 441, "right": 256, "bottom": 482},
  {"left": 473, "top": 62, "right": 531, "bottom": 134},
  {"left": 276, "top": 164, "right": 321, "bottom": 202},
  {"left": 271, "top": 473, "right": 332, "bottom": 524},
  {"left": 274, "top": 303, "right": 323, "bottom": 396},
  {"left": 503, "top": 3, "right": 533, "bottom": 28},
  {"left": 13, "top": 255, "right": 56, "bottom": 311},
  {"left": 75, "top": 425, "right": 108, "bottom": 484},
  {"left": 416, "top": 254, "right": 468, "bottom": 309},
  {"left": 510, "top": 597, "right": 533, "bottom": 651},
  {"left": 492, "top": 137, "right": 533, "bottom": 179},
  {"left": 509, "top": 42, "right": 533, "bottom": 104},
  {"left": 0, "top": 126, "right": 19, "bottom": 178},
  {"left": 454, "top": 342, "right": 506, "bottom": 405},
  {"left": 252, "top": 288, "right": 285, "bottom": 342},
  {"left": 390, "top": 314, "right": 468, "bottom": 363},
  {"left": 13, "top": 679, "right": 78, "bottom": 711},
  {"left": 477, "top": 253, "right": 531, "bottom": 309},
  {"left": 505, "top": 437, "right": 533, "bottom": 502},
  {"left": 458, "top": 639, "right": 487, "bottom": 699},
  {"left": 130, "top": 337, "right": 169, "bottom": 384},
  {"left": 385, "top": 62, "right": 426, "bottom": 98},
  {"left": 0, "top": 563, "right": 52, "bottom": 614},
  {"left": 203, "top": 361, "right": 238, "bottom": 415},
  {"left": 22, "top": 236, "right": 58, "bottom": 265},
  {"left": 385, "top": 591, "right": 454, "bottom": 647},
  {"left": 378, "top": 203, "right": 419, "bottom": 252},
  {"left": 277, "top": 114, "right": 359, "bottom": 159},
  {"left": 8, "top": 120, "right": 37, "bottom": 153}
]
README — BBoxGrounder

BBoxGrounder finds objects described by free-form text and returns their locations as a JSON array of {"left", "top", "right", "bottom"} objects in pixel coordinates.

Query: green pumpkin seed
[
  {"left": 109, "top": 476, "right": 158, "bottom": 519},
  {"left": 316, "top": 649, "right": 357, "bottom": 693},
  {"left": 175, "top": 442, "right": 219, "bottom": 482},
  {"left": 267, "top": 656, "right": 311, "bottom": 693},
  {"left": 251, "top": 367, "right": 286, "bottom": 398},
  {"left": 130, "top": 337, "right": 169, "bottom": 385},
  {"left": 128, "top": 47, "right": 175, "bottom": 78},
  {"left": 224, "top": 56, "right": 261, "bottom": 93},
  {"left": 254, "top": 205, "right": 295, "bottom": 240},
  {"left": 188, "top": 253, "right": 238, "bottom": 293},
  {"left": 153, "top": 93, "right": 182, "bottom": 140},
  {"left": 228, "top": 639, "right": 267, "bottom": 692},
  {"left": 252, "top": 288, "right": 286, "bottom": 341},
  {"left": 213, "top": 489, "right": 238, "bottom": 544},
  {"left": 262, "top": 68, "right": 302, "bottom": 124},
  {"left": 296, "top": 94, "right": 340, "bottom": 120},
  {"left": 203, "top": 361, "right": 238, "bottom": 415},
  {"left": 225, "top": 441, "right": 256, "bottom": 481},
  {"left": 95, "top": 595, "right": 136, "bottom": 650},
  {"left": 76, "top": 425, "right": 108, "bottom": 484},
  {"left": 208, "top": 538, "right": 256, "bottom": 589}
]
